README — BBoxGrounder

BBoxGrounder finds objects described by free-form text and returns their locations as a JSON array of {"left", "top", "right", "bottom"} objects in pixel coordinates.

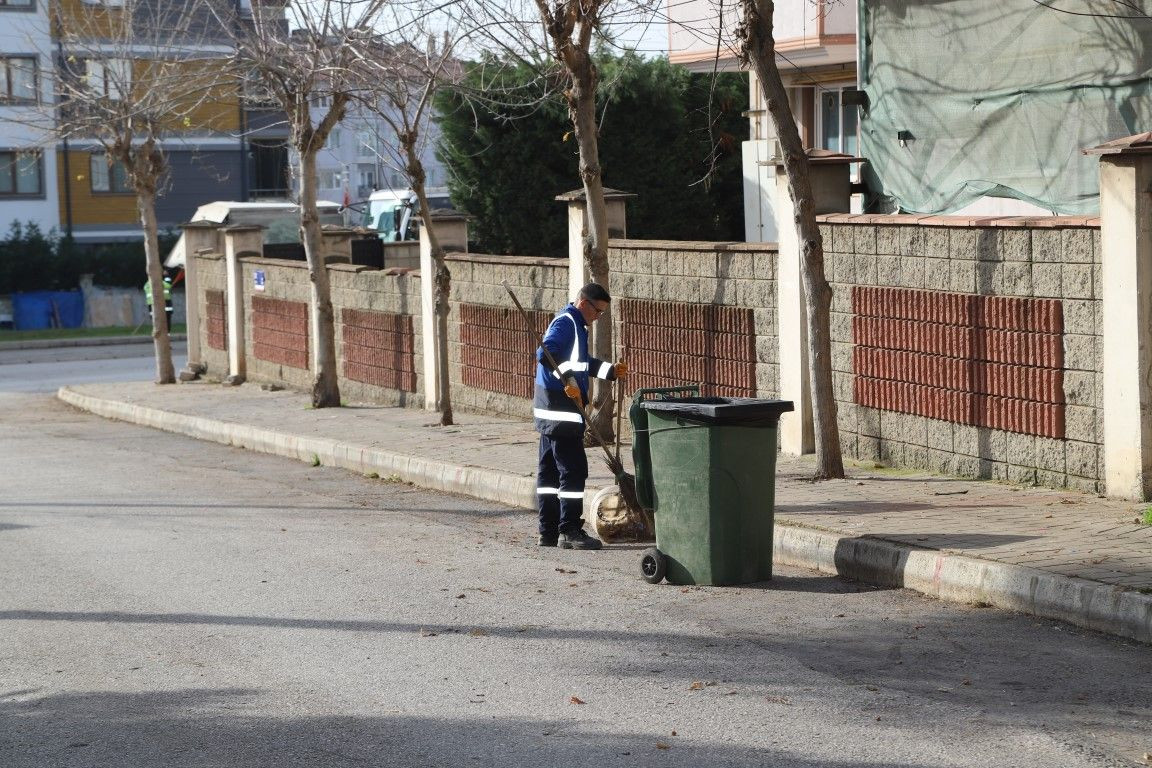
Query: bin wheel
[{"left": 640, "top": 547, "right": 666, "bottom": 584}]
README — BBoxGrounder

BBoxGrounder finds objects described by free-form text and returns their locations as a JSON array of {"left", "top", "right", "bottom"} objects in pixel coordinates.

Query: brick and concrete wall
[
  {"left": 241, "top": 257, "right": 314, "bottom": 390},
  {"left": 446, "top": 254, "right": 568, "bottom": 417},
  {"left": 823, "top": 215, "right": 1102, "bottom": 492},
  {"left": 329, "top": 263, "right": 422, "bottom": 407},
  {"left": 193, "top": 252, "right": 228, "bottom": 376},
  {"left": 190, "top": 213, "right": 1106, "bottom": 495},
  {"left": 609, "top": 241, "right": 778, "bottom": 399}
]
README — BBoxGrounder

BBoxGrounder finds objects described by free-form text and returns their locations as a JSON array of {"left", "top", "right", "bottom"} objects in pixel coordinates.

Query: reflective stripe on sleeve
[
  {"left": 558, "top": 490, "right": 585, "bottom": 499},
  {"left": 596, "top": 361, "right": 613, "bottom": 379},
  {"left": 536, "top": 487, "right": 559, "bottom": 495},
  {"left": 533, "top": 408, "right": 583, "bottom": 423}
]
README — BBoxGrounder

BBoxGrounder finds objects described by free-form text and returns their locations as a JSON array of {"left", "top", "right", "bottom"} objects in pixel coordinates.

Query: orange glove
[
  {"left": 563, "top": 381, "right": 581, "bottom": 403},
  {"left": 614, "top": 361, "right": 629, "bottom": 378}
]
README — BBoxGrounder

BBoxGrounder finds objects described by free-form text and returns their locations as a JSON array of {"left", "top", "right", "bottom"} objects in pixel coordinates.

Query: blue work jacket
[{"left": 533, "top": 303, "right": 616, "bottom": 436}]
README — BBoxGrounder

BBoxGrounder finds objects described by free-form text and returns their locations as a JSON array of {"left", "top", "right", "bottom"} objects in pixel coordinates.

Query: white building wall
[{"left": 0, "top": 3, "right": 59, "bottom": 233}]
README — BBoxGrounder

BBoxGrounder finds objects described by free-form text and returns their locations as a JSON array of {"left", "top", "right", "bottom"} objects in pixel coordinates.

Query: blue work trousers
[{"left": 536, "top": 433, "right": 588, "bottom": 536}]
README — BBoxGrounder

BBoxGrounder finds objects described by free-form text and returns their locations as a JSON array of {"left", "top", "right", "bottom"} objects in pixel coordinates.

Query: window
[
  {"left": 0, "top": 151, "right": 42, "bottom": 195},
  {"left": 318, "top": 169, "right": 342, "bottom": 189},
  {"left": 819, "top": 87, "right": 859, "bottom": 156},
  {"left": 311, "top": 94, "right": 330, "bottom": 109},
  {"left": 86, "top": 58, "right": 130, "bottom": 100},
  {"left": 1, "top": 57, "right": 36, "bottom": 103},
  {"left": 324, "top": 129, "right": 341, "bottom": 150},
  {"left": 356, "top": 130, "right": 376, "bottom": 155},
  {"left": 90, "top": 153, "right": 131, "bottom": 193},
  {"left": 0, "top": 0, "right": 35, "bottom": 8}
]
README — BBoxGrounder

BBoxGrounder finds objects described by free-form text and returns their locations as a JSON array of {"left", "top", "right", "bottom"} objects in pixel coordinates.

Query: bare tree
[
  {"left": 461, "top": 0, "right": 658, "bottom": 438},
  {"left": 344, "top": 27, "right": 463, "bottom": 425},
  {"left": 228, "top": 0, "right": 389, "bottom": 408},
  {"left": 736, "top": 0, "right": 843, "bottom": 478},
  {"left": 48, "top": 0, "right": 232, "bottom": 383}
]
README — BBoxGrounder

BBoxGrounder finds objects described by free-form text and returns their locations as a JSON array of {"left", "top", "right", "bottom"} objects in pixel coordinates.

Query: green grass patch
[
  {"left": 1141, "top": 507, "right": 1152, "bottom": 526},
  {"left": 0, "top": 324, "right": 186, "bottom": 342}
]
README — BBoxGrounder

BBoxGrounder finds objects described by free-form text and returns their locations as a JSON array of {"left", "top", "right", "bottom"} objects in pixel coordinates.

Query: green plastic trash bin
[{"left": 639, "top": 396, "right": 794, "bottom": 586}]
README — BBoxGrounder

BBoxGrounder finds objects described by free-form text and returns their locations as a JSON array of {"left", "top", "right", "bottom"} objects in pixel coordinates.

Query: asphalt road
[
  {"left": 0, "top": 341, "right": 187, "bottom": 393},
  {"left": 0, "top": 368, "right": 1149, "bottom": 766}
]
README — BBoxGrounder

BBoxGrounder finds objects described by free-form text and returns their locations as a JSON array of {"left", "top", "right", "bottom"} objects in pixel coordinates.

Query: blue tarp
[{"left": 12, "top": 291, "right": 85, "bottom": 330}]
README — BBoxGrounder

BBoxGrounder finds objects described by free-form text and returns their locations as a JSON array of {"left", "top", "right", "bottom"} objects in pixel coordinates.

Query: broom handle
[{"left": 501, "top": 280, "right": 619, "bottom": 469}]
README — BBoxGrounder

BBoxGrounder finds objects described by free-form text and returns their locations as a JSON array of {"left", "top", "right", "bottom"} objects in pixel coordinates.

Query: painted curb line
[{"left": 59, "top": 386, "right": 1152, "bottom": 645}]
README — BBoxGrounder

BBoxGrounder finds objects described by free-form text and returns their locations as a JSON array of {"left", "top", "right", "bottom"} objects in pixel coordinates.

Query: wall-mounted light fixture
[{"left": 897, "top": 130, "right": 914, "bottom": 148}]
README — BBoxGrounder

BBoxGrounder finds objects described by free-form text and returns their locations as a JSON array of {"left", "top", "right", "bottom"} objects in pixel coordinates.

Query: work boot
[
  {"left": 537, "top": 534, "right": 558, "bottom": 547},
  {"left": 559, "top": 529, "right": 603, "bottom": 550}
]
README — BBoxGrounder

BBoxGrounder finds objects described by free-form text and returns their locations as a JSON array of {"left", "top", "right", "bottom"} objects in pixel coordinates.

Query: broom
[{"left": 501, "top": 281, "right": 652, "bottom": 539}]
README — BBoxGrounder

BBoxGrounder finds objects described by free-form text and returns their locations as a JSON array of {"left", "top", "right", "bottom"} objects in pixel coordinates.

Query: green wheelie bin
[{"left": 638, "top": 396, "right": 794, "bottom": 586}]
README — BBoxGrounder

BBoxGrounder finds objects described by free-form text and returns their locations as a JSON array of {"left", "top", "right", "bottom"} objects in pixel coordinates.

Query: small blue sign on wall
[{"left": 254, "top": 269, "right": 266, "bottom": 292}]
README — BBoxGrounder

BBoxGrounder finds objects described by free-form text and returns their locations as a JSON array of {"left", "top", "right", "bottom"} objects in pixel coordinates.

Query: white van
[{"left": 361, "top": 187, "right": 453, "bottom": 242}]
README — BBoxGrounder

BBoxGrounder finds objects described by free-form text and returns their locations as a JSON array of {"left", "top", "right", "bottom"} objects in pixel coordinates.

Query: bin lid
[{"left": 641, "top": 396, "right": 795, "bottom": 427}]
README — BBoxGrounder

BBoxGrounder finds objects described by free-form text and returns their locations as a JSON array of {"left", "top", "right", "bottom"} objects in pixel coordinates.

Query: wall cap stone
[
  {"left": 610, "top": 238, "right": 779, "bottom": 253},
  {"left": 815, "top": 214, "right": 1099, "bottom": 229}
]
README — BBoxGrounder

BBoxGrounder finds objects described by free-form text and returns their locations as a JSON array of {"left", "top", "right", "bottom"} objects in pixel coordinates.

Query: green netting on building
[{"left": 860, "top": 0, "right": 1152, "bottom": 214}]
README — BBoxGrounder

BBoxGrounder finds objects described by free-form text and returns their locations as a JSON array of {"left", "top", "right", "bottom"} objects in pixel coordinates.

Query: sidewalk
[
  {"left": 58, "top": 380, "right": 1152, "bottom": 644},
  {"left": 0, "top": 333, "right": 186, "bottom": 352}
]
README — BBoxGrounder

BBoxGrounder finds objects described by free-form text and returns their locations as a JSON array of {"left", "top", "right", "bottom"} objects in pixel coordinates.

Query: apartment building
[
  {"left": 0, "top": 0, "right": 59, "bottom": 233},
  {"left": 0, "top": 0, "right": 290, "bottom": 243}
]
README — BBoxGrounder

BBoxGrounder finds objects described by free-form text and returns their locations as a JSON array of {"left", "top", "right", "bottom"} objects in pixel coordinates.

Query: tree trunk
[
  {"left": 741, "top": 0, "right": 844, "bottom": 479},
  {"left": 404, "top": 138, "right": 454, "bottom": 426},
  {"left": 298, "top": 145, "right": 341, "bottom": 408},
  {"left": 139, "top": 188, "right": 175, "bottom": 385},
  {"left": 566, "top": 51, "right": 616, "bottom": 441}
]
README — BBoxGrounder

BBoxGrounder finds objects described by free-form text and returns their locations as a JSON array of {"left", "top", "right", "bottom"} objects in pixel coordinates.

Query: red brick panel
[
  {"left": 852, "top": 286, "right": 1065, "bottom": 439},
  {"left": 252, "top": 296, "right": 308, "bottom": 369},
  {"left": 620, "top": 299, "right": 756, "bottom": 398},
  {"left": 341, "top": 308, "right": 416, "bottom": 392},
  {"left": 459, "top": 303, "right": 551, "bottom": 399},
  {"left": 206, "top": 289, "right": 227, "bottom": 351}
]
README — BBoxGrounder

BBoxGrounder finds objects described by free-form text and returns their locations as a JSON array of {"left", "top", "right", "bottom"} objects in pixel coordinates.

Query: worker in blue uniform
[{"left": 534, "top": 283, "right": 628, "bottom": 550}]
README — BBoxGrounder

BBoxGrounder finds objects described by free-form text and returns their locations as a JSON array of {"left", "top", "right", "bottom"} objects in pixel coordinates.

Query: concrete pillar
[
  {"left": 419, "top": 210, "right": 469, "bottom": 411},
  {"left": 222, "top": 225, "right": 264, "bottom": 385},
  {"left": 773, "top": 150, "right": 861, "bottom": 455},
  {"left": 1086, "top": 134, "right": 1152, "bottom": 500},
  {"left": 319, "top": 227, "right": 355, "bottom": 263},
  {"left": 556, "top": 187, "right": 635, "bottom": 302},
  {"left": 177, "top": 220, "right": 220, "bottom": 380}
]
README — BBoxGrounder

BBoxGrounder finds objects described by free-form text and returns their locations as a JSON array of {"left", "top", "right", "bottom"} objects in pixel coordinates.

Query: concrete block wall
[
  {"left": 822, "top": 214, "right": 1103, "bottom": 493},
  {"left": 239, "top": 257, "right": 314, "bottom": 391},
  {"left": 330, "top": 264, "right": 422, "bottom": 407},
  {"left": 609, "top": 240, "right": 779, "bottom": 399},
  {"left": 445, "top": 253, "right": 568, "bottom": 417},
  {"left": 193, "top": 252, "right": 229, "bottom": 377}
]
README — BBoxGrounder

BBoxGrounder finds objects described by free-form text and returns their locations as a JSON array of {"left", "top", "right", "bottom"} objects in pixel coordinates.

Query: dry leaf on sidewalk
[
  {"left": 570, "top": 696, "right": 585, "bottom": 705},
  {"left": 689, "top": 681, "right": 704, "bottom": 690}
]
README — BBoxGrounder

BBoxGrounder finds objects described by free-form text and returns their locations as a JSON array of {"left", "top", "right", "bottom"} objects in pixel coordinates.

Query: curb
[
  {"left": 0, "top": 334, "right": 186, "bottom": 352},
  {"left": 58, "top": 385, "right": 1152, "bottom": 645}
]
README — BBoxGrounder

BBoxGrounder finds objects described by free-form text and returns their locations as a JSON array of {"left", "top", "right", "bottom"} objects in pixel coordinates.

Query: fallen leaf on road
[
  {"left": 570, "top": 696, "right": 585, "bottom": 705},
  {"left": 765, "top": 695, "right": 791, "bottom": 704},
  {"left": 469, "top": 628, "right": 488, "bottom": 637},
  {"left": 456, "top": 594, "right": 466, "bottom": 599},
  {"left": 689, "top": 681, "right": 704, "bottom": 690},
  {"left": 655, "top": 743, "right": 671, "bottom": 750},
  {"left": 419, "top": 628, "right": 437, "bottom": 637}
]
